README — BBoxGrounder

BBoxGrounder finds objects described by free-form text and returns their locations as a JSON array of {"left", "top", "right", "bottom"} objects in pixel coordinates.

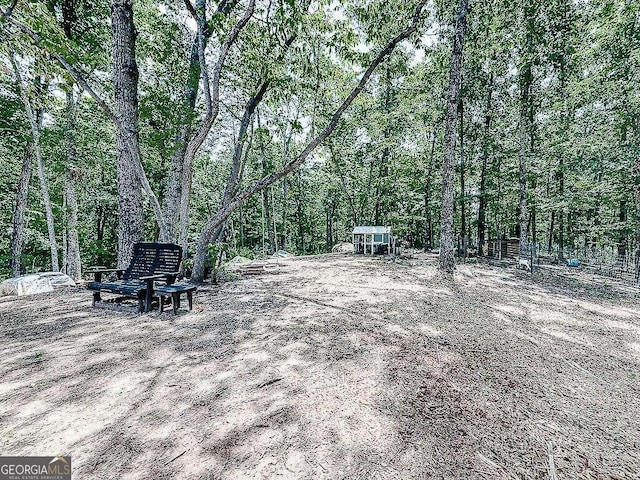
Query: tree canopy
[{"left": 1, "top": 0, "right": 638, "bottom": 279}]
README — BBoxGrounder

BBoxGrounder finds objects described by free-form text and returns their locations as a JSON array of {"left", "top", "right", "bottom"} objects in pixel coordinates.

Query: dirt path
[{"left": 1, "top": 255, "right": 639, "bottom": 479}]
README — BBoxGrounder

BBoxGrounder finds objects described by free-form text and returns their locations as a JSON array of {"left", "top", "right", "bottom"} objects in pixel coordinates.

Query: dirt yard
[{"left": 1, "top": 254, "right": 639, "bottom": 479}]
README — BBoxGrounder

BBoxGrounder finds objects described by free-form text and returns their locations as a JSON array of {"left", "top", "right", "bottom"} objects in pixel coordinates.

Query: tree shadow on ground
[{"left": 1, "top": 256, "right": 639, "bottom": 479}]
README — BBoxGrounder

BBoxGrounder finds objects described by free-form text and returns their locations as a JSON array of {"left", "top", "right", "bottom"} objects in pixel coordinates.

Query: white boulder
[{"left": 0, "top": 272, "right": 76, "bottom": 296}]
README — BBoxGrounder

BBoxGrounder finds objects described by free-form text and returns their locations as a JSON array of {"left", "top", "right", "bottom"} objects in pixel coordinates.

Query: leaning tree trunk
[
  {"left": 177, "top": 0, "right": 257, "bottom": 250},
  {"left": 34, "top": 114, "right": 59, "bottom": 271},
  {"left": 111, "top": 0, "right": 144, "bottom": 268},
  {"left": 10, "top": 142, "right": 33, "bottom": 277},
  {"left": 203, "top": 80, "right": 270, "bottom": 257},
  {"left": 179, "top": 25, "right": 296, "bottom": 253},
  {"left": 12, "top": 59, "right": 59, "bottom": 271},
  {"left": 438, "top": 0, "right": 469, "bottom": 273},
  {"left": 64, "top": 88, "right": 82, "bottom": 281},
  {"left": 190, "top": 1, "right": 428, "bottom": 281}
]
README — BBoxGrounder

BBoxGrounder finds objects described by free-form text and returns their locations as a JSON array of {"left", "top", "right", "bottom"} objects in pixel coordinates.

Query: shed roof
[{"left": 352, "top": 226, "right": 392, "bottom": 234}]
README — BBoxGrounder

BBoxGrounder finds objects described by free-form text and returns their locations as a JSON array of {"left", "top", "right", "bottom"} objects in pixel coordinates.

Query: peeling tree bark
[{"left": 438, "top": 0, "right": 469, "bottom": 273}]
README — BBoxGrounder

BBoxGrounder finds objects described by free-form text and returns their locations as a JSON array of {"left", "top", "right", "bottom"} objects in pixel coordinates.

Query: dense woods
[{"left": 1, "top": 0, "right": 639, "bottom": 280}]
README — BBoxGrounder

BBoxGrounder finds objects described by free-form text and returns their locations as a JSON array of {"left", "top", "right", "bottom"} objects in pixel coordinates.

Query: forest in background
[{"left": 0, "top": 0, "right": 638, "bottom": 281}]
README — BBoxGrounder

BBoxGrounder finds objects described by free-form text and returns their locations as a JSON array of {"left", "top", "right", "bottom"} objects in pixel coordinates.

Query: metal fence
[{"left": 535, "top": 244, "right": 640, "bottom": 285}]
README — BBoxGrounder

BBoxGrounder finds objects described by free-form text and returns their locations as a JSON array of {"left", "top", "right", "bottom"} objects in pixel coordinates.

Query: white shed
[{"left": 352, "top": 226, "right": 394, "bottom": 255}]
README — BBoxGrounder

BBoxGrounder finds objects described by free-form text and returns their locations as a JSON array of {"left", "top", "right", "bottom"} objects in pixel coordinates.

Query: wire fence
[
  {"left": 534, "top": 244, "right": 640, "bottom": 285},
  {"left": 476, "top": 239, "right": 640, "bottom": 285}
]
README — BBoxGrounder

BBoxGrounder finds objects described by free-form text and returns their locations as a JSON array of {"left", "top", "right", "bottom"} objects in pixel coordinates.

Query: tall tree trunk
[
  {"left": 64, "top": 89, "right": 82, "bottom": 280},
  {"left": 262, "top": 183, "right": 275, "bottom": 254},
  {"left": 557, "top": 162, "right": 564, "bottom": 258},
  {"left": 619, "top": 200, "right": 628, "bottom": 259},
  {"left": 165, "top": 0, "right": 242, "bottom": 244},
  {"left": 531, "top": 178, "right": 537, "bottom": 248},
  {"left": 10, "top": 142, "right": 33, "bottom": 277},
  {"left": 556, "top": 57, "right": 568, "bottom": 260},
  {"left": 477, "top": 73, "right": 493, "bottom": 254},
  {"left": 374, "top": 66, "right": 392, "bottom": 226},
  {"left": 548, "top": 210, "right": 555, "bottom": 253},
  {"left": 295, "top": 172, "right": 306, "bottom": 253},
  {"left": 438, "top": 0, "right": 469, "bottom": 273},
  {"left": 424, "top": 129, "right": 436, "bottom": 251},
  {"left": 161, "top": 0, "right": 212, "bottom": 242},
  {"left": 176, "top": 0, "right": 258, "bottom": 249},
  {"left": 517, "top": 63, "right": 533, "bottom": 252},
  {"left": 459, "top": 99, "right": 466, "bottom": 257},
  {"left": 34, "top": 110, "right": 59, "bottom": 271},
  {"left": 633, "top": 120, "right": 640, "bottom": 260},
  {"left": 111, "top": 0, "right": 143, "bottom": 268},
  {"left": 12, "top": 59, "right": 59, "bottom": 271},
  {"left": 59, "top": 0, "right": 82, "bottom": 280}
]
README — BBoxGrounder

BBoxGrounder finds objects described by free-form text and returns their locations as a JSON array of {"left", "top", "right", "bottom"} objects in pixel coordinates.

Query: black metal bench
[
  {"left": 156, "top": 283, "right": 197, "bottom": 314},
  {"left": 87, "top": 243, "right": 182, "bottom": 313}
]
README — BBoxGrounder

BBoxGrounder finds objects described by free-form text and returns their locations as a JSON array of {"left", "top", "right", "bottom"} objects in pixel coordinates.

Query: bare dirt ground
[{"left": 1, "top": 254, "right": 639, "bottom": 479}]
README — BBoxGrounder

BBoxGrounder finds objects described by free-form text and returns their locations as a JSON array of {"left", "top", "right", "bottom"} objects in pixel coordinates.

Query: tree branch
[
  {"left": 196, "top": 1, "right": 212, "bottom": 115},
  {"left": 177, "top": 0, "right": 256, "bottom": 245},
  {"left": 207, "top": 30, "right": 298, "bottom": 243},
  {"left": 2, "top": 9, "right": 167, "bottom": 235},
  {"left": 184, "top": 0, "right": 256, "bottom": 159},
  {"left": 191, "top": 0, "right": 428, "bottom": 281},
  {"left": 1, "top": 0, "right": 18, "bottom": 19},
  {"left": 184, "top": 0, "right": 197, "bottom": 18}
]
